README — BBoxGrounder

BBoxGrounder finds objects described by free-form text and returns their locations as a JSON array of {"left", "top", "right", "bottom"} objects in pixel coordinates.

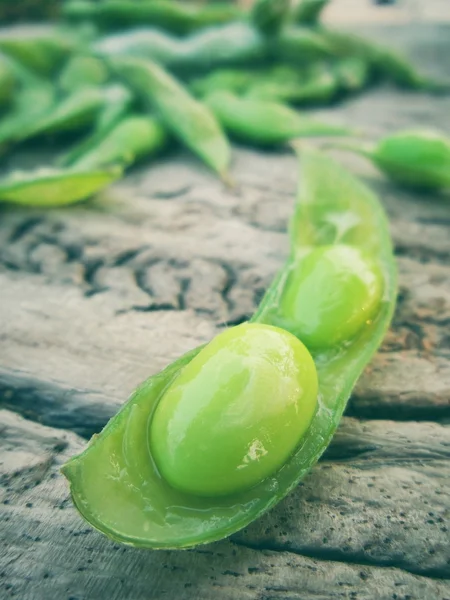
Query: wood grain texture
[{"left": 1, "top": 15, "right": 450, "bottom": 600}]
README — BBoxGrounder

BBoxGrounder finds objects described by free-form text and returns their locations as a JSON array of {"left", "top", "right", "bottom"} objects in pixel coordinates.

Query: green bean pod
[
  {"left": 72, "top": 115, "right": 168, "bottom": 169},
  {"left": 247, "top": 62, "right": 337, "bottom": 104},
  {"left": 111, "top": 56, "right": 231, "bottom": 178},
  {"left": 0, "top": 83, "right": 55, "bottom": 149},
  {"left": 64, "top": 0, "right": 243, "bottom": 35},
  {"left": 59, "top": 84, "right": 135, "bottom": 167},
  {"left": 334, "top": 56, "right": 371, "bottom": 92},
  {"left": 0, "top": 165, "right": 122, "bottom": 206},
  {"left": 322, "top": 28, "right": 448, "bottom": 91},
  {"left": 204, "top": 90, "right": 353, "bottom": 146},
  {"left": 189, "top": 67, "right": 258, "bottom": 97},
  {"left": 59, "top": 54, "right": 110, "bottom": 93},
  {"left": 273, "top": 26, "right": 333, "bottom": 64},
  {"left": 62, "top": 148, "right": 396, "bottom": 549},
  {"left": 333, "top": 130, "right": 450, "bottom": 191},
  {"left": 94, "top": 22, "right": 269, "bottom": 72},
  {"left": 0, "top": 25, "right": 78, "bottom": 75},
  {"left": 18, "top": 86, "right": 105, "bottom": 141},
  {"left": 251, "top": 0, "right": 291, "bottom": 36}
]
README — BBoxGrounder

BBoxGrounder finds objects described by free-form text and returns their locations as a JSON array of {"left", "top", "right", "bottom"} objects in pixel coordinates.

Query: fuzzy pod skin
[
  {"left": 111, "top": 55, "right": 231, "bottom": 179},
  {"left": 0, "top": 166, "right": 122, "bottom": 206},
  {"left": 62, "top": 148, "right": 396, "bottom": 550},
  {"left": 204, "top": 90, "right": 352, "bottom": 146},
  {"left": 73, "top": 115, "right": 168, "bottom": 169},
  {"left": 64, "top": 0, "right": 243, "bottom": 35}
]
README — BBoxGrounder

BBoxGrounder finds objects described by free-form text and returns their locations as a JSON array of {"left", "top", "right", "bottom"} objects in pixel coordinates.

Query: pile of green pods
[{"left": 0, "top": 0, "right": 449, "bottom": 205}]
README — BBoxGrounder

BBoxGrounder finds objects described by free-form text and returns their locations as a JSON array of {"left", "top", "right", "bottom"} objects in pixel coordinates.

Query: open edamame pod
[
  {"left": 330, "top": 130, "right": 450, "bottom": 191},
  {"left": 111, "top": 55, "right": 231, "bottom": 179},
  {"left": 204, "top": 90, "right": 353, "bottom": 146},
  {"left": 62, "top": 147, "right": 396, "bottom": 549},
  {"left": 0, "top": 165, "right": 122, "bottom": 206},
  {"left": 72, "top": 115, "right": 168, "bottom": 169}
]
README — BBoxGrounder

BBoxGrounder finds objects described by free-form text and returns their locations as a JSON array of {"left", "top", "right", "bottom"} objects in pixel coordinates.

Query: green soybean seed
[
  {"left": 111, "top": 56, "right": 231, "bottom": 178},
  {"left": 0, "top": 25, "right": 77, "bottom": 75},
  {"left": 251, "top": 0, "right": 291, "bottom": 36},
  {"left": 0, "top": 166, "right": 122, "bottom": 206},
  {"left": 293, "top": 0, "right": 330, "bottom": 25},
  {"left": 204, "top": 90, "right": 352, "bottom": 146},
  {"left": 62, "top": 148, "right": 396, "bottom": 550},
  {"left": 64, "top": 0, "right": 243, "bottom": 35},
  {"left": 150, "top": 323, "right": 318, "bottom": 498},
  {"left": 335, "top": 130, "right": 450, "bottom": 190},
  {"left": 59, "top": 54, "right": 110, "bottom": 93},
  {"left": 277, "top": 245, "right": 384, "bottom": 348},
  {"left": 73, "top": 115, "right": 168, "bottom": 169}
]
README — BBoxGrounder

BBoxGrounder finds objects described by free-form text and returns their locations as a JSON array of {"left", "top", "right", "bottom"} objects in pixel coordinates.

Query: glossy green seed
[
  {"left": 279, "top": 245, "right": 384, "bottom": 349},
  {"left": 150, "top": 323, "right": 318, "bottom": 498}
]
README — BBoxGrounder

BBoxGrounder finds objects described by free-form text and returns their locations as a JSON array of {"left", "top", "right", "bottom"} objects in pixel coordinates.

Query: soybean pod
[
  {"left": 59, "top": 84, "right": 134, "bottom": 167},
  {"left": 293, "top": 0, "right": 330, "bottom": 25},
  {"left": 0, "top": 166, "right": 122, "bottom": 206},
  {"left": 62, "top": 148, "right": 396, "bottom": 549},
  {"left": 72, "top": 115, "right": 168, "bottom": 169},
  {"left": 111, "top": 55, "right": 231, "bottom": 179},
  {"left": 0, "top": 25, "right": 78, "bottom": 75},
  {"left": 0, "top": 53, "right": 16, "bottom": 109},
  {"left": 204, "top": 90, "right": 353, "bottom": 146},
  {"left": 64, "top": 0, "right": 243, "bottom": 35},
  {"left": 251, "top": 0, "right": 291, "bottom": 36},
  {"left": 330, "top": 130, "right": 450, "bottom": 191}
]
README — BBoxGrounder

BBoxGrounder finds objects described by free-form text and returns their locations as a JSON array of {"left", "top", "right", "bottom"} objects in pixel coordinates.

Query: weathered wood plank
[{"left": 2, "top": 411, "right": 450, "bottom": 600}]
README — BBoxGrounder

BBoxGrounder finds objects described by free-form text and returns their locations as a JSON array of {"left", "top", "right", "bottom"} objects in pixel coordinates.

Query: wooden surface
[{"left": 1, "top": 12, "right": 450, "bottom": 600}]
